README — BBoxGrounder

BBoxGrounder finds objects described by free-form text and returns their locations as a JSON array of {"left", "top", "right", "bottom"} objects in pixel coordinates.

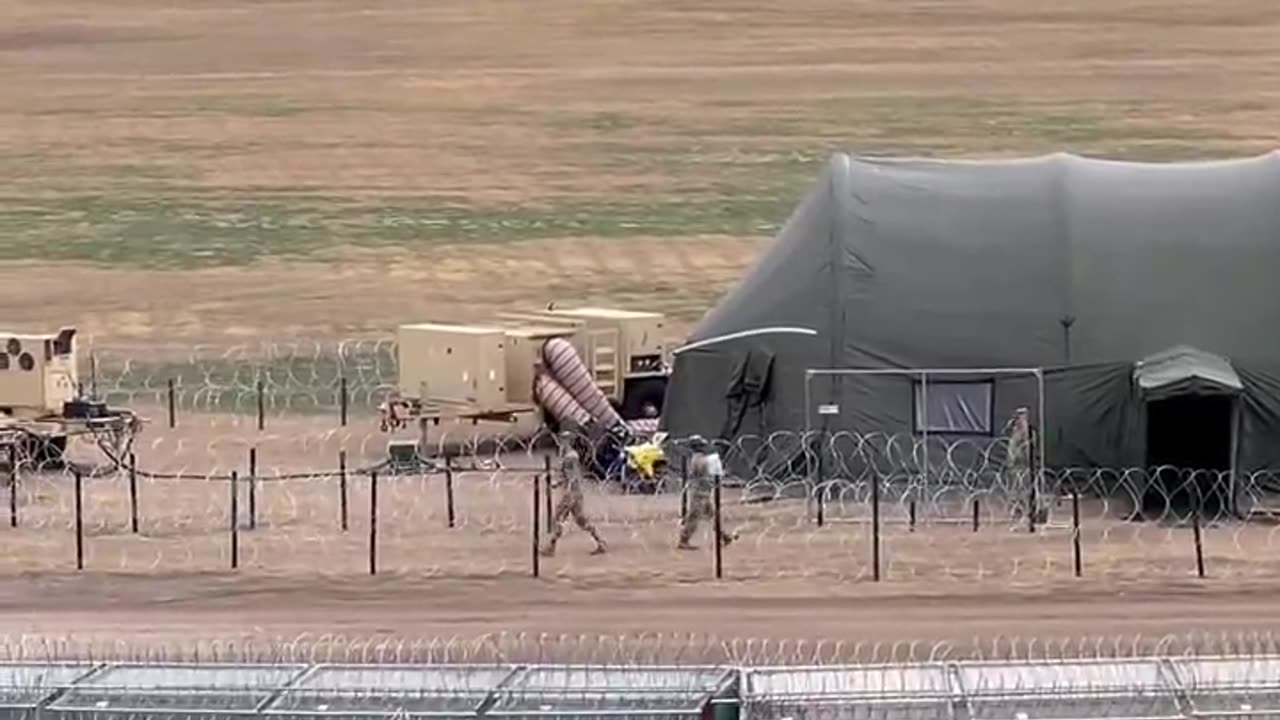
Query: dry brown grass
[{"left": 2, "top": 0, "right": 1279, "bottom": 346}]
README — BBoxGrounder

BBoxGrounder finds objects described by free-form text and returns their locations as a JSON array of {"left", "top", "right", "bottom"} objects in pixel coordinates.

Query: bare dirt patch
[{"left": 0, "top": 409, "right": 1276, "bottom": 650}]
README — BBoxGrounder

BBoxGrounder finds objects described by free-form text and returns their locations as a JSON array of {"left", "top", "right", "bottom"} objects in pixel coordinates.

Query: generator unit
[
  {"left": 0, "top": 327, "right": 141, "bottom": 469},
  {"left": 0, "top": 328, "right": 78, "bottom": 419},
  {"left": 378, "top": 307, "right": 671, "bottom": 434}
]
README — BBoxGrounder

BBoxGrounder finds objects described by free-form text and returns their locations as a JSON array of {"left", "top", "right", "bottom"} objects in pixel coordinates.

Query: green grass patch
[{"left": 0, "top": 193, "right": 794, "bottom": 268}]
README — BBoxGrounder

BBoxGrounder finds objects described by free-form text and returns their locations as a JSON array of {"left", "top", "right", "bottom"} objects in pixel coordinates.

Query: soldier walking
[
  {"left": 541, "top": 430, "right": 607, "bottom": 557},
  {"left": 677, "top": 435, "right": 736, "bottom": 550}
]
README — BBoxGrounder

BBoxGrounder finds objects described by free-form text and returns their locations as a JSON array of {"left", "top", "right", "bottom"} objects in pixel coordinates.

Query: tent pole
[
  {"left": 921, "top": 371, "right": 930, "bottom": 485},
  {"left": 1229, "top": 398, "right": 1242, "bottom": 518},
  {"left": 1060, "top": 316, "right": 1075, "bottom": 365},
  {"left": 1037, "top": 369, "right": 1047, "bottom": 504}
]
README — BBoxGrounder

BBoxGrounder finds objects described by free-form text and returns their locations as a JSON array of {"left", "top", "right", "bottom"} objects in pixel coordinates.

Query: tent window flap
[{"left": 913, "top": 380, "right": 994, "bottom": 434}]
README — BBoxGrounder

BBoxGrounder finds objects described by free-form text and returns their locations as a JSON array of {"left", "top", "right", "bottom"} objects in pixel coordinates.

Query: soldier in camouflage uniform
[
  {"left": 1003, "top": 407, "right": 1046, "bottom": 522},
  {"left": 541, "top": 430, "right": 607, "bottom": 557},
  {"left": 677, "top": 435, "right": 736, "bottom": 550}
]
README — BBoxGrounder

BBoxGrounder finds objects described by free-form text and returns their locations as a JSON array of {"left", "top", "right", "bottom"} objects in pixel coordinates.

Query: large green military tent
[{"left": 662, "top": 151, "right": 1280, "bottom": 473}]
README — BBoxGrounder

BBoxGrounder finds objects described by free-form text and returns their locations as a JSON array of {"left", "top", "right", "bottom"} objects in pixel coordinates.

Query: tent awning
[{"left": 1133, "top": 345, "right": 1243, "bottom": 400}]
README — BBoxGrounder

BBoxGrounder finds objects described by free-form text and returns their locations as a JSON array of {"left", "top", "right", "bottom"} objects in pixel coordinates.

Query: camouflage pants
[
  {"left": 679, "top": 491, "right": 732, "bottom": 546},
  {"left": 1004, "top": 464, "right": 1047, "bottom": 520},
  {"left": 545, "top": 486, "right": 604, "bottom": 548}
]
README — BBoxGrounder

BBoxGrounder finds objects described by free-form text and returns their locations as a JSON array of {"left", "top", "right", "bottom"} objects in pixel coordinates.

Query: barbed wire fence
[
  {"left": 3, "top": 342, "right": 1278, "bottom": 582},
  {"left": 3, "top": 632, "right": 1280, "bottom": 720},
  {"left": 6, "top": 424, "right": 1280, "bottom": 582},
  {"left": 4, "top": 630, "right": 1280, "bottom": 666},
  {"left": 90, "top": 340, "right": 397, "bottom": 416}
]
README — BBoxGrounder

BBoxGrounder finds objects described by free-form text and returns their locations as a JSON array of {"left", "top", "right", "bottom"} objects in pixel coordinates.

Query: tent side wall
[
  {"left": 663, "top": 158, "right": 843, "bottom": 438},
  {"left": 1235, "top": 365, "right": 1280, "bottom": 471},
  {"left": 667, "top": 151, "right": 1280, "bottom": 472}
]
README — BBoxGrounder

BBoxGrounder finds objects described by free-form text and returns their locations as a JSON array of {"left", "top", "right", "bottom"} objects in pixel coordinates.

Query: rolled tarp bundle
[
  {"left": 540, "top": 337, "right": 624, "bottom": 429},
  {"left": 532, "top": 371, "right": 593, "bottom": 429}
]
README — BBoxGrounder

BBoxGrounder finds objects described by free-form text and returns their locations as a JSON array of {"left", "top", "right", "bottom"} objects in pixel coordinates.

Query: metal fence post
[
  {"left": 1072, "top": 489, "right": 1083, "bottom": 578},
  {"left": 1193, "top": 487, "right": 1206, "bottom": 579},
  {"left": 339, "top": 450, "right": 348, "bottom": 532},
  {"left": 713, "top": 474, "right": 724, "bottom": 580},
  {"left": 128, "top": 452, "right": 139, "bottom": 534},
  {"left": 972, "top": 497, "right": 980, "bottom": 532},
  {"left": 871, "top": 473, "right": 881, "bottom": 582},
  {"left": 339, "top": 375, "right": 349, "bottom": 427},
  {"left": 815, "top": 438, "right": 825, "bottom": 528},
  {"left": 247, "top": 447, "right": 257, "bottom": 531},
  {"left": 256, "top": 379, "right": 265, "bottom": 431},
  {"left": 229, "top": 471, "right": 239, "bottom": 570},
  {"left": 532, "top": 467, "right": 542, "bottom": 579},
  {"left": 544, "top": 472, "right": 553, "bottom": 530},
  {"left": 74, "top": 469, "right": 84, "bottom": 571},
  {"left": 7, "top": 445, "right": 16, "bottom": 528},
  {"left": 167, "top": 378, "right": 176, "bottom": 428},
  {"left": 445, "top": 456, "right": 456, "bottom": 529},
  {"left": 369, "top": 471, "right": 378, "bottom": 576}
]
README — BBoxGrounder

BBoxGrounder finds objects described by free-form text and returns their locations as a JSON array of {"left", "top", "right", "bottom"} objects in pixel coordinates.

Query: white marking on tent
[
  {"left": 672, "top": 327, "right": 817, "bottom": 355},
  {"left": 817, "top": 404, "right": 840, "bottom": 415}
]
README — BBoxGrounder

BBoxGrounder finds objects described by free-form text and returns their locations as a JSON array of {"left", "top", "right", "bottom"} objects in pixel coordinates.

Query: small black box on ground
[{"left": 63, "top": 399, "right": 108, "bottom": 419}]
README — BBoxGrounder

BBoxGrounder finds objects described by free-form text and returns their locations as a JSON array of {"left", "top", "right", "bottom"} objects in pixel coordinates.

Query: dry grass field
[
  {"left": 3, "top": 0, "right": 1279, "bottom": 348},
  {"left": 3, "top": 0, "right": 1280, "bottom": 648}
]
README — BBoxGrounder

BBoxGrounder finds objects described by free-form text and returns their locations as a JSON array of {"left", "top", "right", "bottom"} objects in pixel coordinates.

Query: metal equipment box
[
  {"left": 544, "top": 307, "right": 668, "bottom": 376},
  {"left": 0, "top": 329, "right": 78, "bottom": 417},
  {"left": 397, "top": 324, "right": 508, "bottom": 412},
  {"left": 502, "top": 325, "right": 581, "bottom": 405}
]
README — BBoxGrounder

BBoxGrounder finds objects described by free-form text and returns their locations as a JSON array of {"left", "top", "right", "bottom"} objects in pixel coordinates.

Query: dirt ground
[
  {"left": 1, "top": 410, "right": 1279, "bottom": 654},
  {"left": 1, "top": 574, "right": 1277, "bottom": 662}
]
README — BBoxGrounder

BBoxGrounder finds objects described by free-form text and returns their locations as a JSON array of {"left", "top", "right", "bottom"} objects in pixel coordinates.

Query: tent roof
[
  {"left": 1133, "top": 344, "right": 1243, "bottom": 399},
  {"left": 689, "top": 150, "right": 1280, "bottom": 369}
]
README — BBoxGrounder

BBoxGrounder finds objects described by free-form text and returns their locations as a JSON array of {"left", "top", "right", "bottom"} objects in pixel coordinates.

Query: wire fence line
[
  {"left": 5, "top": 423, "right": 1280, "bottom": 582},
  {"left": 5, "top": 631, "right": 1280, "bottom": 666},
  {"left": 90, "top": 340, "right": 397, "bottom": 414}
]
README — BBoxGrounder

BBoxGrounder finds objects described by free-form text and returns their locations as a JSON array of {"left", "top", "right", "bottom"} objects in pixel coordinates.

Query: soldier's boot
[
  {"left": 588, "top": 529, "right": 608, "bottom": 555},
  {"left": 540, "top": 532, "right": 560, "bottom": 557},
  {"left": 676, "top": 524, "right": 699, "bottom": 550}
]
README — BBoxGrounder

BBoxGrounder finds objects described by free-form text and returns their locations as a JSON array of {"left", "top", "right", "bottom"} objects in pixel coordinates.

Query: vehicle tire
[{"left": 621, "top": 377, "right": 668, "bottom": 421}]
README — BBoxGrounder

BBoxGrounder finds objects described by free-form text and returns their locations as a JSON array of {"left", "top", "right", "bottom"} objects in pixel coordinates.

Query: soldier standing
[
  {"left": 541, "top": 430, "right": 607, "bottom": 557},
  {"left": 677, "top": 435, "right": 736, "bottom": 550},
  {"left": 1003, "top": 407, "right": 1045, "bottom": 522}
]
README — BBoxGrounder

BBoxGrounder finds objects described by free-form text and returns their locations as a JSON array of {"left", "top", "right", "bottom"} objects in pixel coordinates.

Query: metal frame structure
[
  {"left": 0, "top": 662, "right": 736, "bottom": 720},
  {"left": 742, "top": 656, "right": 1280, "bottom": 720},
  {"left": 803, "top": 366, "right": 1048, "bottom": 485},
  {"left": 5, "top": 656, "right": 1280, "bottom": 720}
]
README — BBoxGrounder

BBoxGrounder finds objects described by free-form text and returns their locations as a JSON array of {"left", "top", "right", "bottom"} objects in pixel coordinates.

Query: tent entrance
[
  {"left": 1134, "top": 346, "right": 1241, "bottom": 517},
  {"left": 1144, "top": 394, "right": 1235, "bottom": 513}
]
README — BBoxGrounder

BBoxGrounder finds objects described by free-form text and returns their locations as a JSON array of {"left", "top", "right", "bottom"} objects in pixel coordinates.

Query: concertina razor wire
[
  {"left": 4, "top": 411, "right": 1280, "bottom": 581},
  {"left": 5, "top": 630, "right": 1280, "bottom": 665},
  {"left": 5, "top": 633, "right": 1280, "bottom": 720}
]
